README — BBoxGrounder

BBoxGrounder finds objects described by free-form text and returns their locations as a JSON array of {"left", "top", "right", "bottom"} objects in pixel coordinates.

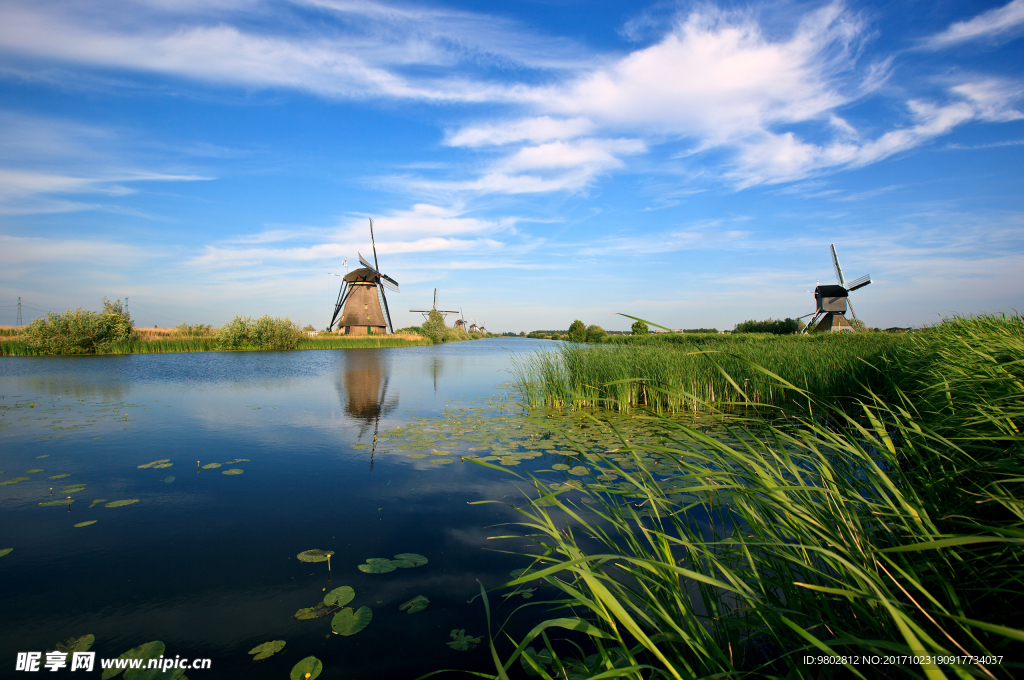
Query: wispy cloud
[{"left": 922, "top": 0, "right": 1024, "bottom": 50}]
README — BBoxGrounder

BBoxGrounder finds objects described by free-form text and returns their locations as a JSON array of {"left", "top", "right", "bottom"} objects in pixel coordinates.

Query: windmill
[
  {"left": 410, "top": 288, "right": 460, "bottom": 320},
  {"left": 799, "top": 244, "right": 872, "bottom": 333},
  {"left": 328, "top": 219, "right": 400, "bottom": 334},
  {"left": 454, "top": 308, "right": 467, "bottom": 331}
]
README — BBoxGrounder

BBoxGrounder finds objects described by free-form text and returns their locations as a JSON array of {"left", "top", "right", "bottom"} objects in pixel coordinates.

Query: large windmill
[
  {"left": 800, "top": 244, "right": 872, "bottom": 333},
  {"left": 409, "top": 289, "right": 459, "bottom": 320},
  {"left": 328, "top": 219, "right": 400, "bottom": 334}
]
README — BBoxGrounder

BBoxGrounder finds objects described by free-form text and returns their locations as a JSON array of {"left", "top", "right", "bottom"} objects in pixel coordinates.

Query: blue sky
[{"left": 1, "top": 0, "right": 1021, "bottom": 332}]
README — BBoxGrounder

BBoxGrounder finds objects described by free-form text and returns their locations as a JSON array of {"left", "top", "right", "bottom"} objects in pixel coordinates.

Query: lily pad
[
  {"left": 297, "top": 549, "right": 334, "bottom": 563},
  {"left": 294, "top": 602, "right": 330, "bottom": 620},
  {"left": 551, "top": 464, "right": 570, "bottom": 471},
  {"left": 324, "top": 585, "right": 354, "bottom": 607},
  {"left": 163, "top": 476, "right": 175, "bottom": 483},
  {"left": 399, "top": 595, "right": 430, "bottom": 614},
  {"left": 105, "top": 499, "right": 139, "bottom": 508},
  {"left": 0, "top": 548, "right": 12, "bottom": 557},
  {"left": 74, "top": 520, "right": 98, "bottom": 528},
  {"left": 430, "top": 458, "right": 453, "bottom": 465},
  {"left": 394, "top": 553, "right": 428, "bottom": 567},
  {"left": 447, "top": 629, "right": 482, "bottom": 651},
  {"left": 289, "top": 656, "right": 323, "bottom": 680},
  {"left": 152, "top": 463, "right": 173, "bottom": 469},
  {"left": 89, "top": 499, "right": 108, "bottom": 508},
  {"left": 248, "top": 640, "right": 285, "bottom": 662},
  {"left": 222, "top": 468, "right": 244, "bottom": 475},
  {"left": 201, "top": 463, "right": 221, "bottom": 469},
  {"left": 27, "top": 468, "right": 44, "bottom": 473},
  {"left": 40, "top": 499, "right": 74, "bottom": 506},
  {"left": 37, "top": 454, "right": 50, "bottom": 458},
  {"left": 358, "top": 558, "right": 396, "bottom": 573},
  {"left": 567, "top": 466, "right": 590, "bottom": 476},
  {"left": 48, "top": 634, "right": 95, "bottom": 663},
  {"left": 101, "top": 640, "right": 165, "bottom": 679},
  {"left": 49, "top": 473, "right": 71, "bottom": 479},
  {"left": 137, "top": 459, "right": 171, "bottom": 469},
  {"left": 331, "top": 606, "right": 372, "bottom": 635},
  {"left": 225, "top": 458, "right": 250, "bottom": 464},
  {"left": 406, "top": 453, "right": 429, "bottom": 459},
  {"left": 62, "top": 484, "right": 87, "bottom": 493}
]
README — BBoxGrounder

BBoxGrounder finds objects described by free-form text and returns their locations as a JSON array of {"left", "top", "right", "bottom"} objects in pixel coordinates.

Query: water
[{"left": 0, "top": 339, "right": 557, "bottom": 679}]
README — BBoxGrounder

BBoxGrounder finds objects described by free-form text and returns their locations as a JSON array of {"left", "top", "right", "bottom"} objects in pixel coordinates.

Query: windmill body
[
  {"left": 329, "top": 219, "right": 400, "bottom": 334},
  {"left": 800, "top": 245, "right": 872, "bottom": 333}
]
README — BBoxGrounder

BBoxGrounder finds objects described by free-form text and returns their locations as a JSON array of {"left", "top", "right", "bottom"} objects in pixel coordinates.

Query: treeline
[
  {"left": 733, "top": 317, "right": 805, "bottom": 334},
  {"left": 395, "top": 310, "right": 492, "bottom": 344}
]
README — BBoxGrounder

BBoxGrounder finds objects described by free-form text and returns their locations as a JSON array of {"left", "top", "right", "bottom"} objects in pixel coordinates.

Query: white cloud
[
  {"left": 923, "top": 0, "right": 1024, "bottom": 50},
  {"left": 447, "top": 117, "right": 594, "bottom": 148}
]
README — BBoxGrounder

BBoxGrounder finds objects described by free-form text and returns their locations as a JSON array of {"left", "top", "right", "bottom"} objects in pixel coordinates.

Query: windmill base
[
  {"left": 813, "top": 313, "right": 854, "bottom": 332},
  {"left": 340, "top": 325, "right": 388, "bottom": 335}
]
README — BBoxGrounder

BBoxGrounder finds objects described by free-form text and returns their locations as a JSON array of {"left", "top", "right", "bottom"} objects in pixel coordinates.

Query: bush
[
  {"left": 176, "top": 322, "right": 212, "bottom": 337},
  {"left": 733, "top": 317, "right": 803, "bottom": 334},
  {"left": 421, "top": 310, "right": 447, "bottom": 344},
  {"left": 216, "top": 315, "right": 301, "bottom": 350},
  {"left": 631, "top": 319, "right": 649, "bottom": 335},
  {"left": 567, "top": 320, "right": 586, "bottom": 342},
  {"left": 395, "top": 326, "right": 424, "bottom": 335},
  {"left": 22, "top": 298, "right": 135, "bottom": 354},
  {"left": 551, "top": 333, "right": 562, "bottom": 341},
  {"left": 585, "top": 324, "right": 607, "bottom": 343}
]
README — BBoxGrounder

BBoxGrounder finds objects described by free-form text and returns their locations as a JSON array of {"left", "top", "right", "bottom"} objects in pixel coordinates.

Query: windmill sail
[
  {"left": 830, "top": 244, "right": 846, "bottom": 287},
  {"left": 846, "top": 274, "right": 871, "bottom": 292}
]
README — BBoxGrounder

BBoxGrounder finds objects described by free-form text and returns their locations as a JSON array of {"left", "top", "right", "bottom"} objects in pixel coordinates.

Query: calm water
[{"left": 0, "top": 339, "right": 557, "bottom": 679}]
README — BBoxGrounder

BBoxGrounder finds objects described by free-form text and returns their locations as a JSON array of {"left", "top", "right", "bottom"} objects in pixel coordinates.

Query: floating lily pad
[
  {"left": 324, "top": 586, "right": 354, "bottom": 607},
  {"left": 551, "top": 464, "right": 570, "bottom": 471},
  {"left": 248, "top": 640, "right": 285, "bottom": 662},
  {"left": 49, "top": 473, "right": 71, "bottom": 479},
  {"left": 597, "top": 474, "right": 618, "bottom": 481},
  {"left": 101, "top": 640, "right": 165, "bottom": 679},
  {"left": 47, "top": 634, "right": 95, "bottom": 664},
  {"left": 289, "top": 656, "right": 322, "bottom": 680},
  {"left": 89, "top": 499, "right": 108, "bottom": 508},
  {"left": 163, "top": 476, "right": 175, "bottom": 483},
  {"left": 201, "top": 463, "right": 221, "bottom": 469},
  {"left": 62, "top": 484, "right": 87, "bottom": 493},
  {"left": 331, "top": 606, "right": 372, "bottom": 635},
  {"left": 36, "top": 454, "right": 50, "bottom": 458},
  {"left": 74, "top": 520, "right": 98, "bottom": 528},
  {"left": 152, "top": 463, "right": 173, "bottom": 469},
  {"left": 351, "top": 443, "right": 369, "bottom": 449},
  {"left": 358, "top": 558, "right": 396, "bottom": 573},
  {"left": 40, "top": 499, "right": 74, "bottom": 506},
  {"left": 222, "top": 468, "right": 244, "bottom": 475},
  {"left": 27, "top": 468, "right": 43, "bottom": 473},
  {"left": 137, "top": 460, "right": 171, "bottom": 469},
  {"left": 431, "top": 450, "right": 452, "bottom": 455},
  {"left": 294, "top": 602, "right": 331, "bottom": 620},
  {"left": 225, "top": 458, "right": 250, "bottom": 464},
  {"left": 447, "top": 629, "right": 481, "bottom": 651},
  {"left": 399, "top": 595, "right": 429, "bottom": 614},
  {"left": 406, "top": 454, "right": 429, "bottom": 459},
  {"left": 430, "top": 458, "right": 453, "bottom": 465},
  {"left": 0, "top": 548, "right": 12, "bottom": 557},
  {"left": 394, "top": 553, "right": 428, "bottom": 567},
  {"left": 297, "top": 549, "right": 334, "bottom": 563},
  {"left": 567, "top": 466, "right": 590, "bottom": 476},
  {"left": 105, "top": 499, "right": 139, "bottom": 508}
]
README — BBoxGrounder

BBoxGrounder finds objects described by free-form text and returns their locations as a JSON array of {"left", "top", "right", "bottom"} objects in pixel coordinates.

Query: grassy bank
[
  {"left": 461, "top": 314, "right": 1022, "bottom": 679},
  {"left": 512, "top": 331, "right": 908, "bottom": 411},
  {"left": 0, "top": 333, "right": 430, "bottom": 355}
]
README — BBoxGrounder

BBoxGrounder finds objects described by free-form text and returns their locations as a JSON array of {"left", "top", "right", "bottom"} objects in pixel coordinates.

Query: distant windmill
[
  {"left": 410, "top": 288, "right": 460, "bottom": 320},
  {"left": 799, "top": 244, "right": 872, "bottom": 333},
  {"left": 328, "top": 219, "right": 400, "bottom": 334},
  {"left": 454, "top": 307, "right": 467, "bottom": 331}
]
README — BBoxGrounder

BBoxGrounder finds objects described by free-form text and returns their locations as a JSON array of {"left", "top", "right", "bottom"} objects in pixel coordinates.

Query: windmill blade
[
  {"left": 379, "top": 272, "right": 400, "bottom": 293},
  {"left": 846, "top": 274, "right": 871, "bottom": 292},
  {"left": 847, "top": 299, "right": 858, "bottom": 322},
  {"left": 358, "top": 252, "right": 378, "bottom": 273},
  {"left": 369, "top": 218, "right": 380, "bottom": 272},
  {"left": 796, "top": 311, "right": 816, "bottom": 319},
  {"left": 830, "top": 244, "right": 846, "bottom": 287},
  {"left": 433, "top": 288, "right": 438, "bottom": 310},
  {"left": 379, "top": 286, "right": 394, "bottom": 334}
]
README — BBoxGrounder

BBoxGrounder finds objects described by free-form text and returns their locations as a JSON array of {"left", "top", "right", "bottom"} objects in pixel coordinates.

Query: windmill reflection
[{"left": 337, "top": 351, "right": 399, "bottom": 470}]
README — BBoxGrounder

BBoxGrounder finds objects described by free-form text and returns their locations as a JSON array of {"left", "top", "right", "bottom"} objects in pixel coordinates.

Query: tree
[
  {"left": 585, "top": 324, "right": 607, "bottom": 343},
  {"left": 519, "top": 331, "right": 526, "bottom": 337},
  {"left": 849, "top": 317, "right": 867, "bottom": 332},
  {"left": 567, "top": 320, "right": 586, "bottom": 342},
  {"left": 421, "top": 310, "right": 447, "bottom": 344},
  {"left": 733, "top": 318, "right": 802, "bottom": 335},
  {"left": 631, "top": 319, "right": 649, "bottom": 335}
]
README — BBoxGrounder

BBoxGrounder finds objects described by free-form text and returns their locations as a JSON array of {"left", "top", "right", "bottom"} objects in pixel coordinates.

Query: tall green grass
[
  {"left": 0, "top": 335, "right": 430, "bottom": 355},
  {"left": 512, "top": 332, "right": 908, "bottom": 411},
  {"left": 460, "top": 314, "right": 1021, "bottom": 680},
  {"left": 298, "top": 336, "right": 431, "bottom": 349}
]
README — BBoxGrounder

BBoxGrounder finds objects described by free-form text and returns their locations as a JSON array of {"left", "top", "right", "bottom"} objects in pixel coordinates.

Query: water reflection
[{"left": 336, "top": 351, "right": 399, "bottom": 467}]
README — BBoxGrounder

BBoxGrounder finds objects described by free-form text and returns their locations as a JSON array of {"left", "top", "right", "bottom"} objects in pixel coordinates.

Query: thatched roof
[{"left": 344, "top": 267, "right": 378, "bottom": 283}]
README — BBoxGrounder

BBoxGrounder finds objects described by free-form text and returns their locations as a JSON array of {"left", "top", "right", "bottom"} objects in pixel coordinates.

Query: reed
[
  {"left": 298, "top": 335, "right": 430, "bottom": 349},
  {"left": 458, "top": 314, "right": 1021, "bottom": 680},
  {"left": 0, "top": 334, "right": 430, "bottom": 355},
  {"left": 511, "top": 332, "right": 908, "bottom": 412}
]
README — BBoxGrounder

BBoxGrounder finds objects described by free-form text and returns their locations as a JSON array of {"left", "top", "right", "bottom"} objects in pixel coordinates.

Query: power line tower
[{"left": 17, "top": 297, "right": 22, "bottom": 326}]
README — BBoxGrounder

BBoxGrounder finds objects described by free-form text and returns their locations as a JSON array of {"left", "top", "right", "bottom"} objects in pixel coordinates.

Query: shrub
[
  {"left": 443, "top": 326, "right": 472, "bottom": 342},
  {"left": 22, "top": 298, "right": 135, "bottom": 354},
  {"left": 551, "top": 333, "right": 562, "bottom": 341},
  {"left": 733, "top": 317, "right": 803, "bottom": 334},
  {"left": 216, "top": 315, "right": 301, "bottom": 350},
  {"left": 631, "top": 319, "right": 649, "bottom": 335},
  {"left": 567, "top": 320, "right": 586, "bottom": 342},
  {"left": 395, "top": 326, "right": 424, "bottom": 335},
  {"left": 585, "top": 324, "right": 607, "bottom": 343},
  {"left": 176, "top": 322, "right": 212, "bottom": 337},
  {"left": 421, "top": 310, "right": 447, "bottom": 344}
]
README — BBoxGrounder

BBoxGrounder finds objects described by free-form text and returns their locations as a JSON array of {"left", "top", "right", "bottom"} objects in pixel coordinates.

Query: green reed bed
[
  {"left": 457, "top": 315, "right": 1021, "bottom": 680},
  {"left": 0, "top": 335, "right": 430, "bottom": 355},
  {"left": 512, "top": 332, "right": 907, "bottom": 412},
  {"left": 298, "top": 336, "right": 431, "bottom": 349}
]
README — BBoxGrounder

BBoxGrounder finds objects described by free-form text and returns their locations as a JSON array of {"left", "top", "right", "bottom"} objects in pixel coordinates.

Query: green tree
[
  {"left": 421, "top": 310, "right": 447, "bottom": 344},
  {"left": 631, "top": 319, "right": 649, "bottom": 335},
  {"left": 567, "top": 320, "right": 586, "bottom": 342},
  {"left": 585, "top": 324, "right": 607, "bottom": 343}
]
